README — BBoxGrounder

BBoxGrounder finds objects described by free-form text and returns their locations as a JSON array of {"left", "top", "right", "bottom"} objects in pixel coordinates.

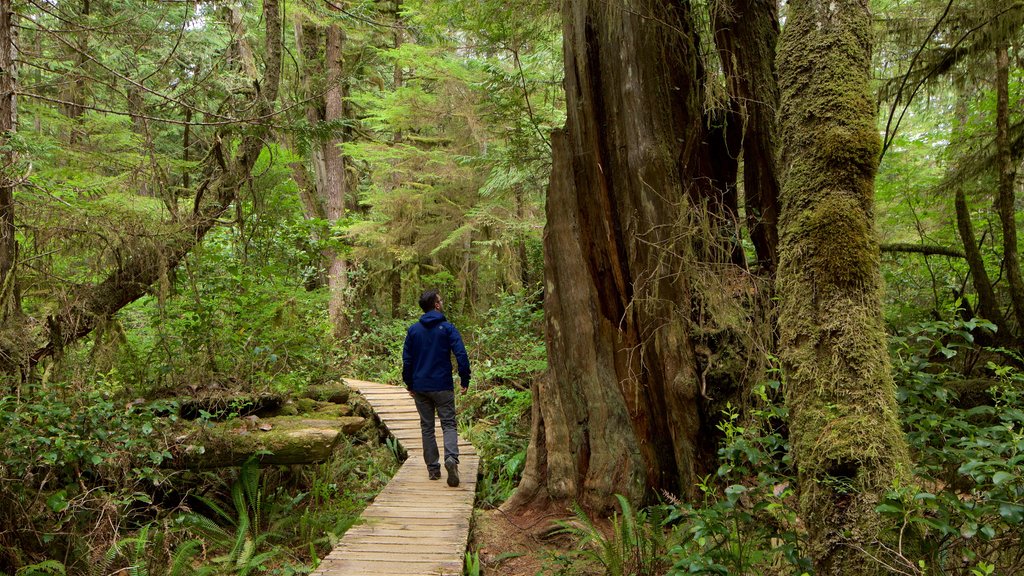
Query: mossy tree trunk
[
  {"left": 776, "top": 0, "right": 919, "bottom": 573},
  {"left": 506, "top": 0, "right": 778, "bottom": 513},
  {"left": 955, "top": 185, "right": 1004, "bottom": 332},
  {"left": 995, "top": 41, "right": 1024, "bottom": 336}
]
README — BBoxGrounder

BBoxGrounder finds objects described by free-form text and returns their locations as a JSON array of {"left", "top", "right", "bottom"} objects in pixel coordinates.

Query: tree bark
[
  {"left": 30, "top": 0, "right": 283, "bottom": 365},
  {"left": 995, "top": 42, "right": 1024, "bottom": 336},
  {"left": 506, "top": 0, "right": 753, "bottom": 513},
  {"left": 955, "top": 186, "right": 1004, "bottom": 328},
  {"left": 713, "top": 0, "right": 781, "bottom": 272},
  {"left": 777, "top": 0, "right": 920, "bottom": 573}
]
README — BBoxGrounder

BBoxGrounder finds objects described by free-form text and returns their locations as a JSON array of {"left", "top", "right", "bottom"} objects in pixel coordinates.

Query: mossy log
[{"left": 172, "top": 415, "right": 366, "bottom": 469}]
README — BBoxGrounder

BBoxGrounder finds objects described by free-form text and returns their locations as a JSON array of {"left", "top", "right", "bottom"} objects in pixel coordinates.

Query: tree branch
[{"left": 880, "top": 243, "right": 965, "bottom": 258}]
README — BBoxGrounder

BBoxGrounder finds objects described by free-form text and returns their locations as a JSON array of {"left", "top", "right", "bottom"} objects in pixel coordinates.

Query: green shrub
[{"left": 875, "top": 318, "right": 1024, "bottom": 575}]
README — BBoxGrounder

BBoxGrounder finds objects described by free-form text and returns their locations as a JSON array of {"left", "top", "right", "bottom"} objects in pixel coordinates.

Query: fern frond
[
  {"left": 15, "top": 560, "right": 66, "bottom": 576},
  {"left": 191, "top": 493, "right": 234, "bottom": 526},
  {"left": 169, "top": 539, "right": 203, "bottom": 576}
]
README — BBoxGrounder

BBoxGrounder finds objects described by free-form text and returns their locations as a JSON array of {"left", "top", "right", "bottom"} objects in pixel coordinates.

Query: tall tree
[
  {"left": 776, "top": 0, "right": 920, "bottom": 572},
  {"left": 505, "top": 0, "right": 778, "bottom": 512}
]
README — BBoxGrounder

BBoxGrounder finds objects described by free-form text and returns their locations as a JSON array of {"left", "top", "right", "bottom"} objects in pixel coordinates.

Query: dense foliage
[{"left": 0, "top": 0, "right": 1021, "bottom": 573}]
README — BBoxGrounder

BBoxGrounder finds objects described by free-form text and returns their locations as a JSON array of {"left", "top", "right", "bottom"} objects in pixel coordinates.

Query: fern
[
  {"left": 182, "top": 457, "right": 282, "bottom": 574},
  {"left": 556, "top": 495, "right": 670, "bottom": 576},
  {"left": 12, "top": 561, "right": 66, "bottom": 576}
]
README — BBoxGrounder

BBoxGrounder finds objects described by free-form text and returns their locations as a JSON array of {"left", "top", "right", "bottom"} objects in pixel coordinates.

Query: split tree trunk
[
  {"left": 776, "top": 0, "right": 920, "bottom": 573},
  {"left": 294, "top": 17, "right": 351, "bottom": 338}
]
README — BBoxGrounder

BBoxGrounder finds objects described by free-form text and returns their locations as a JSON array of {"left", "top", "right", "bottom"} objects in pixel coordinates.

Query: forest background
[{"left": 0, "top": 0, "right": 1021, "bottom": 574}]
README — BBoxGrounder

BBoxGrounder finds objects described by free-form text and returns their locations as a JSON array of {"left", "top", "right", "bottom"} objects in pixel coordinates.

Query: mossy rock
[
  {"left": 293, "top": 398, "right": 318, "bottom": 414},
  {"left": 303, "top": 382, "right": 352, "bottom": 404},
  {"left": 314, "top": 403, "right": 354, "bottom": 418}
]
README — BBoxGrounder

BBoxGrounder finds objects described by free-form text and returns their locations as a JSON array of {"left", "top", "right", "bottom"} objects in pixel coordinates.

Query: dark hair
[{"left": 418, "top": 290, "right": 440, "bottom": 313}]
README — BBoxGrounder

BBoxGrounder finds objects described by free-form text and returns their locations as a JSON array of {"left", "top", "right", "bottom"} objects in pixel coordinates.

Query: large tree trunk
[
  {"left": 995, "top": 42, "right": 1024, "bottom": 336},
  {"left": 506, "top": 0, "right": 756, "bottom": 513},
  {"left": 30, "top": 0, "right": 283, "bottom": 365},
  {"left": 776, "top": 0, "right": 919, "bottom": 573},
  {"left": 0, "top": 0, "right": 24, "bottom": 379}
]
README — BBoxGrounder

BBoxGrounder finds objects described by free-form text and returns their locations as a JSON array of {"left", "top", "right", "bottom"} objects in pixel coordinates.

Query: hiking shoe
[
  {"left": 428, "top": 469, "right": 441, "bottom": 481},
  {"left": 445, "top": 459, "right": 460, "bottom": 487}
]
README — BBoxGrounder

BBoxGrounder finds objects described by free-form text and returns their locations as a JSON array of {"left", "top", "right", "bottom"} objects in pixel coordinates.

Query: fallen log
[
  {"left": 178, "top": 393, "right": 286, "bottom": 420},
  {"left": 171, "top": 415, "right": 366, "bottom": 469}
]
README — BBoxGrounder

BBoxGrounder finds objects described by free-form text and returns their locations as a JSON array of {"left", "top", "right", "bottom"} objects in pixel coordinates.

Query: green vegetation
[{"left": 0, "top": 0, "right": 1022, "bottom": 573}]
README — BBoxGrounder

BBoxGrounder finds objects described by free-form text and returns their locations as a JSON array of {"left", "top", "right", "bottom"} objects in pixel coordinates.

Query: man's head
[{"left": 419, "top": 290, "right": 443, "bottom": 313}]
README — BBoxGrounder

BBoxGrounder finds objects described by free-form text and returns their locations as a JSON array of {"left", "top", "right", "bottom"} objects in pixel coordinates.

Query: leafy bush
[
  {"left": 470, "top": 290, "right": 546, "bottom": 385},
  {"left": 874, "top": 318, "right": 1024, "bottom": 575},
  {"left": 666, "top": 381, "right": 809, "bottom": 575}
]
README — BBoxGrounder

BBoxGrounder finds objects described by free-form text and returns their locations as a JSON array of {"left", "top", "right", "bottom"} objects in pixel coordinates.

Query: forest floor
[{"left": 471, "top": 507, "right": 600, "bottom": 575}]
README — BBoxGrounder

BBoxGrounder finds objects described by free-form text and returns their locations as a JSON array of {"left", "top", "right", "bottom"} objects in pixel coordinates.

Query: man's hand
[
  {"left": 407, "top": 389, "right": 414, "bottom": 398},
  {"left": 460, "top": 385, "right": 469, "bottom": 395}
]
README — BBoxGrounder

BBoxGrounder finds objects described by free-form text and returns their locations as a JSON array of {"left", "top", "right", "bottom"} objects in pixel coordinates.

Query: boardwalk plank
[{"left": 310, "top": 379, "right": 477, "bottom": 576}]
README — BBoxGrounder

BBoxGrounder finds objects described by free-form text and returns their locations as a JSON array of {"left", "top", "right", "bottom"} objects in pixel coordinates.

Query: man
[{"left": 402, "top": 290, "right": 471, "bottom": 487}]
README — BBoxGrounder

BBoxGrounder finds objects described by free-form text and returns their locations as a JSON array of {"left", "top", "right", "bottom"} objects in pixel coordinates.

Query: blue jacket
[{"left": 402, "top": 310, "right": 471, "bottom": 392}]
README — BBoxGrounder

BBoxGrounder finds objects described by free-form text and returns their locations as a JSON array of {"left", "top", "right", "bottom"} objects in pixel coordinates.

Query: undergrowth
[{"left": 553, "top": 317, "right": 1023, "bottom": 575}]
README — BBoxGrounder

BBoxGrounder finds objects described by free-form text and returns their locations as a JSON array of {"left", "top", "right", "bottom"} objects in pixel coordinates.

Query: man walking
[{"left": 402, "top": 290, "right": 471, "bottom": 487}]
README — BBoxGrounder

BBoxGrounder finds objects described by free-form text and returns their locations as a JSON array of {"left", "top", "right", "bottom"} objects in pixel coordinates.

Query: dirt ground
[
  {"left": 470, "top": 508, "right": 569, "bottom": 576},
  {"left": 469, "top": 507, "right": 602, "bottom": 576}
]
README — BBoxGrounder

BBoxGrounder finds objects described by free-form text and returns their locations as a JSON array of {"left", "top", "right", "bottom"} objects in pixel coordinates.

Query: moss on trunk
[{"left": 776, "top": 0, "right": 921, "bottom": 573}]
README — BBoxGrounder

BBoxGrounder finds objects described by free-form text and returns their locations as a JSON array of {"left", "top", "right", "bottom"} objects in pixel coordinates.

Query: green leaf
[
  {"left": 875, "top": 503, "right": 903, "bottom": 514},
  {"left": 46, "top": 490, "right": 68, "bottom": 513},
  {"left": 992, "top": 471, "right": 1014, "bottom": 485},
  {"left": 997, "top": 502, "right": 1024, "bottom": 524}
]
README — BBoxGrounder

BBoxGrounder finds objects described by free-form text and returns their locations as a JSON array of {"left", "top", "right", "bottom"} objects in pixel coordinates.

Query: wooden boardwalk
[{"left": 311, "top": 378, "right": 478, "bottom": 576}]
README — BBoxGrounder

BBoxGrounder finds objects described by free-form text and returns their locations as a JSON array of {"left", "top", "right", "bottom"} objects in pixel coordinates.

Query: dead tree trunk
[{"left": 776, "top": 0, "right": 921, "bottom": 572}]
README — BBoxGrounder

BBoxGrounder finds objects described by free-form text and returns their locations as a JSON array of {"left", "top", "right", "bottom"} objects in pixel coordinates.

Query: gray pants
[{"left": 412, "top": 389, "right": 459, "bottom": 471}]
